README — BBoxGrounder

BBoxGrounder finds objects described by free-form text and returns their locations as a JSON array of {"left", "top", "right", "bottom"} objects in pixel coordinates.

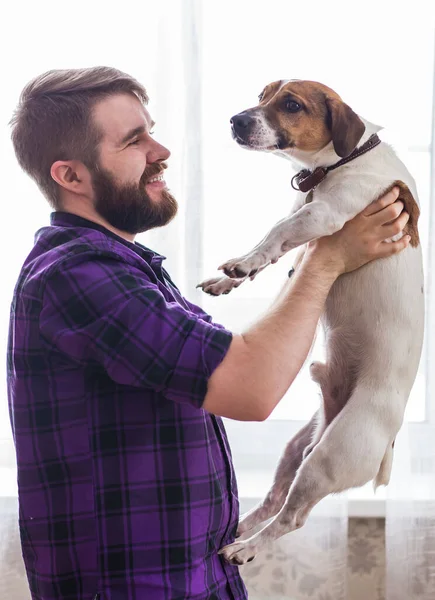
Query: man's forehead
[{"left": 93, "top": 93, "right": 152, "bottom": 142}]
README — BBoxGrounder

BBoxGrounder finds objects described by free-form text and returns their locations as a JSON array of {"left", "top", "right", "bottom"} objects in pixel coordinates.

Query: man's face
[{"left": 90, "top": 93, "right": 177, "bottom": 234}]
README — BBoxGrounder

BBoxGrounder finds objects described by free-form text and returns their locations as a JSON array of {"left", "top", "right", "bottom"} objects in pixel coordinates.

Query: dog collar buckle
[{"left": 291, "top": 167, "right": 327, "bottom": 193}]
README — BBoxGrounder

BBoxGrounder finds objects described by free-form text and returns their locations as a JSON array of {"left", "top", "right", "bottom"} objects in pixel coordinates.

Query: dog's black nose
[{"left": 230, "top": 112, "right": 254, "bottom": 134}]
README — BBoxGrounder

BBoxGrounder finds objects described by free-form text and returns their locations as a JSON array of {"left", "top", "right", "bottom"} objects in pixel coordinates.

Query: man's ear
[
  {"left": 325, "top": 97, "right": 365, "bottom": 157},
  {"left": 50, "top": 160, "right": 91, "bottom": 195}
]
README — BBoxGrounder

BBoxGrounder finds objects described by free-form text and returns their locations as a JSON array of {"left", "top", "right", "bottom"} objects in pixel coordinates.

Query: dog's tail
[{"left": 373, "top": 441, "right": 395, "bottom": 491}]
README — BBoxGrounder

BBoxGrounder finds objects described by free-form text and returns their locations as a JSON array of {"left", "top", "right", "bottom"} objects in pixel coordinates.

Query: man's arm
[
  {"left": 203, "top": 188, "right": 410, "bottom": 421},
  {"left": 40, "top": 255, "right": 234, "bottom": 410},
  {"left": 205, "top": 253, "right": 335, "bottom": 421}
]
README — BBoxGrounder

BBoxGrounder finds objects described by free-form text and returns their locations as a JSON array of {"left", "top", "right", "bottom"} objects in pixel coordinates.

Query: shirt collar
[{"left": 50, "top": 211, "right": 166, "bottom": 263}]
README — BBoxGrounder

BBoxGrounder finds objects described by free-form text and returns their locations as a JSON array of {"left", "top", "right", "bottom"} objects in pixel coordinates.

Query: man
[{"left": 8, "top": 67, "right": 409, "bottom": 600}]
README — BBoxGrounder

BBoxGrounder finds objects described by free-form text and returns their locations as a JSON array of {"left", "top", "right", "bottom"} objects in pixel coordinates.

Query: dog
[{"left": 197, "top": 79, "right": 425, "bottom": 565}]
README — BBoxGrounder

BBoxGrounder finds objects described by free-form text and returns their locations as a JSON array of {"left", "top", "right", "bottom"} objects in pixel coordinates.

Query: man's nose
[{"left": 148, "top": 140, "right": 171, "bottom": 163}]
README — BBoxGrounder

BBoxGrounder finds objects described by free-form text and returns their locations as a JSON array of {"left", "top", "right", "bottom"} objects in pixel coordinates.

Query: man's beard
[{"left": 91, "top": 161, "right": 178, "bottom": 235}]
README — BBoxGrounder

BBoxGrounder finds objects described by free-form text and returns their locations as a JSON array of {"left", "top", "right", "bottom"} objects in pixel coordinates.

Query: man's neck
[{"left": 59, "top": 204, "right": 136, "bottom": 243}]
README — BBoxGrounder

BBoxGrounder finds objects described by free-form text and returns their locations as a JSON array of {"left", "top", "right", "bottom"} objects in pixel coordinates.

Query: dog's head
[{"left": 230, "top": 80, "right": 365, "bottom": 158}]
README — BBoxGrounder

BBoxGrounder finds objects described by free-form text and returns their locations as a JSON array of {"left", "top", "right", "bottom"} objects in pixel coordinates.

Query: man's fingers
[
  {"left": 371, "top": 200, "right": 405, "bottom": 226},
  {"left": 378, "top": 235, "right": 411, "bottom": 258},
  {"left": 381, "top": 211, "right": 410, "bottom": 239},
  {"left": 364, "top": 187, "right": 401, "bottom": 216}
]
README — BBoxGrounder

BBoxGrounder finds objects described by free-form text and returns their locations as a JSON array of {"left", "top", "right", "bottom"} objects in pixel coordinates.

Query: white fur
[
  {"left": 247, "top": 110, "right": 280, "bottom": 149},
  {"left": 205, "top": 112, "right": 425, "bottom": 566}
]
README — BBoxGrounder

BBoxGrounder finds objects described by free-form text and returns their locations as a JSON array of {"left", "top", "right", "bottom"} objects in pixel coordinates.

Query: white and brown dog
[{"left": 198, "top": 80, "right": 425, "bottom": 565}]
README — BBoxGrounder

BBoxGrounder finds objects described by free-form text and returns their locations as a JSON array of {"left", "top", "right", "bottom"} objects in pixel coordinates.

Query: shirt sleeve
[
  {"left": 39, "top": 257, "right": 233, "bottom": 408},
  {"left": 182, "top": 297, "right": 230, "bottom": 330},
  {"left": 161, "top": 265, "right": 227, "bottom": 329}
]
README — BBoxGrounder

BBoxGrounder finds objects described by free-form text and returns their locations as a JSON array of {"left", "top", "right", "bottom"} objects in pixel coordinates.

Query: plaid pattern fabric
[{"left": 7, "top": 212, "right": 247, "bottom": 600}]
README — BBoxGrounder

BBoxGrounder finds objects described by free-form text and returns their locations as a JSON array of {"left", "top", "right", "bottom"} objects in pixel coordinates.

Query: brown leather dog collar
[{"left": 291, "top": 134, "right": 381, "bottom": 193}]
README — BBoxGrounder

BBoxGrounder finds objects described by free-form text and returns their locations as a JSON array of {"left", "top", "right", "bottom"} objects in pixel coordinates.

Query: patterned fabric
[
  {"left": 7, "top": 212, "right": 247, "bottom": 600},
  {"left": 237, "top": 517, "right": 386, "bottom": 600},
  {"left": 2, "top": 504, "right": 390, "bottom": 600}
]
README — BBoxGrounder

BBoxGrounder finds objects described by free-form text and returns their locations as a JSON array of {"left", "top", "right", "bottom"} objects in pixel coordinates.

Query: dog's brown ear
[
  {"left": 383, "top": 180, "right": 420, "bottom": 248},
  {"left": 325, "top": 97, "right": 366, "bottom": 157}
]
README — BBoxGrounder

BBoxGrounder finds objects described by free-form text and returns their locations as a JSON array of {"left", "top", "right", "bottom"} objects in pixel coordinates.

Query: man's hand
[{"left": 306, "top": 187, "right": 411, "bottom": 275}]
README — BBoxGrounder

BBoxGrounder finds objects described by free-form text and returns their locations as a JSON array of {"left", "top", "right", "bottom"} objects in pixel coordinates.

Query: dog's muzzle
[{"left": 230, "top": 112, "right": 255, "bottom": 144}]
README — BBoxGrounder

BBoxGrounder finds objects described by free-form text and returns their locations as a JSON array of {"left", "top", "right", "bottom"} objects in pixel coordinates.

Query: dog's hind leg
[
  {"left": 302, "top": 360, "right": 349, "bottom": 459},
  {"left": 236, "top": 411, "right": 319, "bottom": 537},
  {"left": 221, "top": 386, "right": 403, "bottom": 565}
]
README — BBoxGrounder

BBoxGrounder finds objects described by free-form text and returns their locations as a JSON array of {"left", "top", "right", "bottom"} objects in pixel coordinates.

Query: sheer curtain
[
  {"left": 198, "top": 2, "right": 434, "bottom": 599},
  {"left": 0, "top": 3, "right": 188, "bottom": 598},
  {"left": 386, "top": 426, "right": 435, "bottom": 598},
  {"left": 1, "top": 1, "right": 435, "bottom": 599},
  {"left": 385, "top": 44, "right": 435, "bottom": 597}
]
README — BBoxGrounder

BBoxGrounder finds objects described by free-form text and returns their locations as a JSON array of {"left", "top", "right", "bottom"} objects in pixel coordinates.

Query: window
[
  {"left": 1, "top": 3, "right": 434, "bottom": 500},
  {"left": 200, "top": 4, "right": 434, "bottom": 427},
  {"left": 194, "top": 5, "right": 435, "bottom": 488}
]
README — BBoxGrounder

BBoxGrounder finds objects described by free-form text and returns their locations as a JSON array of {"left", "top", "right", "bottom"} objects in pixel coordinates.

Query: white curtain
[
  {"left": 386, "top": 426, "right": 435, "bottom": 598},
  {"left": 385, "top": 29, "right": 435, "bottom": 599},
  {"left": 238, "top": 498, "right": 347, "bottom": 600},
  {"left": 386, "top": 64, "right": 435, "bottom": 592},
  {"left": 1, "top": 1, "right": 435, "bottom": 599}
]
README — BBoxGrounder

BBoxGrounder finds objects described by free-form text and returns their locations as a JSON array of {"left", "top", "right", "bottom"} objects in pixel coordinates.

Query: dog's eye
[
  {"left": 258, "top": 92, "right": 264, "bottom": 102},
  {"left": 285, "top": 99, "right": 302, "bottom": 113}
]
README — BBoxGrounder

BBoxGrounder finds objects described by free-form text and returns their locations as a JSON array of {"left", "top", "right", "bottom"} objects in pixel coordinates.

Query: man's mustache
[{"left": 141, "top": 162, "right": 168, "bottom": 185}]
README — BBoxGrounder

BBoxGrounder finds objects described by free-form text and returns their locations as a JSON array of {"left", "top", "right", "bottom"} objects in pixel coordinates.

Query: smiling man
[{"left": 8, "top": 67, "right": 410, "bottom": 600}]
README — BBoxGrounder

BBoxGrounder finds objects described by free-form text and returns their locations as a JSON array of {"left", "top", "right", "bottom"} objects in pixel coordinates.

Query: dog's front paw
[
  {"left": 219, "top": 541, "right": 257, "bottom": 565},
  {"left": 219, "top": 251, "right": 276, "bottom": 279},
  {"left": 196, "top": 276, "right": 243, "bottom": 296}
]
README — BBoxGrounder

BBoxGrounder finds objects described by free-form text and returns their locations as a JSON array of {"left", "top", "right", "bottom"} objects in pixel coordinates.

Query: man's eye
[{"left": 129, "top": 139, "right": 140, "bottom": 146}]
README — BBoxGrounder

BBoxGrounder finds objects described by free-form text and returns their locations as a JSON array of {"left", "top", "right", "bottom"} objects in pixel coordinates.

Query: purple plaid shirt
[{"left": 7, "top": 212, "right": 247, "bottom": 600}]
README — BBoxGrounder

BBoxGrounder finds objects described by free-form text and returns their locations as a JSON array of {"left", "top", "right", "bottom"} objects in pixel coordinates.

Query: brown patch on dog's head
[
  {"left": 257, "top": 80, "right": 365, "bottom": 156},
  {"left": 382, "top": 180, "right": 420, "bottom": 247}
]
